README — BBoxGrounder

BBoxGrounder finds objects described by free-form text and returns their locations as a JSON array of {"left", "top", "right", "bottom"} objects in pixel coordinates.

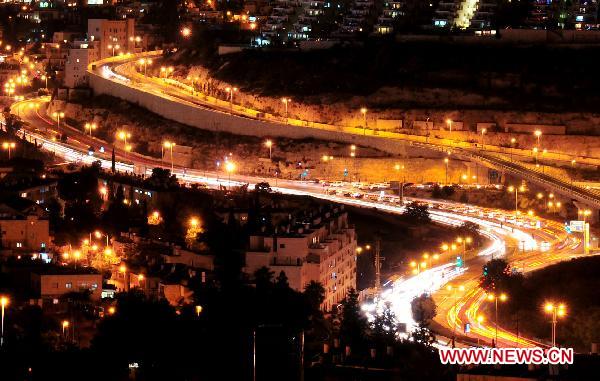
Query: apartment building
[
  {"left": 244, "top": 206, "right": 357, "bottom": 311},
  {"left": 64, "top": 40, "right": 100, "bottom": 88},
  {"left": 87, "top": 18, "right": 136, "bottom": 59},
  {"left": 0, "top": 196, "right": 50, "bottom": 252}
]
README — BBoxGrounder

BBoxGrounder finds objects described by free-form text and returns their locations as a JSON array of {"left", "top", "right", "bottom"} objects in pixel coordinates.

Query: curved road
[
  {"left": 10, "top": 98, "right": 591, "bottom": 349},
  {"left": 91, "top": 53, "right": 600, "bottom": 210}
]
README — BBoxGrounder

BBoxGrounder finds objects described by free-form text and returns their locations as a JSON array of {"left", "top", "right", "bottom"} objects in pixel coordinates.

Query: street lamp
[
  {"left": 544, "top": 302, "right": 566, "bottom": 347},
  {"left": 52, "top": 111, "right": 65, "bottom": 130},
  {"left": 507, "top": 185, "right": 526, "bottom": 220},
  {"left": 62, "top": 320, "right": 70, "bottom": 338},
  {"left": 225, "top": 86, "right": 238, "bottom": 109},
  {"left": 94, "top": 230, "right": 110, "bottom": 246},
  {"left": 225, "top": 161, "right": 236, "bottom": 189},
  {"left": 138, "top": 58, "right": 152, "bottom": 75},
  {"left": 41, "top": 74, "right": 48, "bottom": 88},
  {"left": 409, "top": 260, "right": 427, "bottom": 275},
  {"left": 84, "top": 122, "right": 97, "bottom": 137},
  {"left": 578, "top": 209, "right": 591, "bottom": 224},
  {"left": 117, "top": 130, "right": 131, "bottom": 151},
  {"left": 1, "top": 296, "right": 8, "bottom": 347},
  {"left": 163, "top": 141, "right": 176, "bottom": 172},
  {"left": 2, "top": 142, "right": 16, "bottom": 160},
  {"left": 360, "top": 107, "right": 367, "bottom": 135},
  {"left": 487, "top": 292, "right": 508, "bottom": 347},
  {"left": 195, "top": 305, "right": 203, "bottom": 317},
  {"left": 480, "top": 128, "right": 487, "bottom": 149},
  {"left": 181, "top": 27, "right": 192, "bottom": 38},
  {"left": 534, "top": 130, "right": 542, "bottom": 148},
  {"left": 281, "top": 98, "right": 291, "bottom": 120},
  {"left": 264, "top": 139, "right": 273, "bottom": 160}
]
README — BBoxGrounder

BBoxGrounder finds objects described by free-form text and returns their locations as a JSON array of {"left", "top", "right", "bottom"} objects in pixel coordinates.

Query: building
[
  {"left": 244, "top": 205, "right": 357, "bottom": 311},
  {"left": 87, "top": 18, "right": 136, "bottom": 59},
  {"left": 64, "top": 41, "right": 99, "bottom": 88},
  {"left": 31, "top": 267, "right": 103, "bottom": 302},
  {"left": 0, "top": 196, "right": 50, "bottom": 252}
]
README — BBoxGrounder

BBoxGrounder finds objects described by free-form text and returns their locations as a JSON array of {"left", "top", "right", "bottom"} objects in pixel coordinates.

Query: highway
[
  {"left": 91, "top": 52, "right": 600, "bottom": 209},
  {"left": 9, "top": 98, "right": 591, "bottom": 349}
]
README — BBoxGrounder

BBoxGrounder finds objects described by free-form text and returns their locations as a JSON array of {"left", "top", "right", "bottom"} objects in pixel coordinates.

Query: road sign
[{"left": 570, "top": 220, "right": 585, "bottom": 232}]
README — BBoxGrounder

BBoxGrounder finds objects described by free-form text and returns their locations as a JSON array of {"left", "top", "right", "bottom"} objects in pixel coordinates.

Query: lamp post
[
  {"left": 117, "top": 130, "right": 131, "bottom": 153},
  {"left": 62, "top": 320, "right": 70, "bottom": 339},
  {"left": 265, "top": 139, "right": 273, "bottom": 160},
  {"left": 163, "top": 141, "right": 176, "bottom": 172},
  {"left": 225, "top": 86, "right": 238, "bottom": 109},
  {"left": 409, "top": 260, "right": 427, "bottom": 275},
  {"left": 446, "top": 119, "right": 453, "bottom": 132},
  {"left": 480, "top": 128, "right": 486, "bottom": 150},
  {"left": 52, "top": 111, "right": 65, "bottom": 130},
  {"left": 360, "top": 107, "right": 367, "bottom": 135},
  {"left": 41, "top": 74, "right": 48, "bottom": 89},
  {"left": 281, "top": 98, "right": 290, "bottom": 121},
  {"left": 510, "top": 137, "right": 516, "bottom": 162},
  {"left": 85, "top": 122, "right": 97, "bottom": 137},
  {"left": 534, "top": 130, "right": 542, "bottom": 148},
  {"left": 544, "top": 302, "right": 566, "bottom": 347},
  {"left": 487, "top": 292, "right": 508, "bottom": 347},
  {"left": 1, "top": 296, "right": 8, "bottom": 347},
  {"left": 2, "top": 142, "right": 16, "bottom": 159},
  {"left": 225, "top": 161, "right": 236, "bottom": 189},
  {"left": 507, "top": 185, "right": 525, "bottom": 221}
]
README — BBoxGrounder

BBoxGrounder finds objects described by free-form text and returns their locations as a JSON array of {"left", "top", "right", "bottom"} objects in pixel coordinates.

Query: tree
[
  {"left": 255, "top": 182, "right": 271, "bottom": 193},
  {"left": 479, "top": 258, "right": 512, "bottom": 292},
  {"left": 371, "top": 302, "right": 398, "bottom": 346},
  {"left": 303, "top": 281, "right": 325, "bottom": 312},
  {"left": 254, "top": 266, "right": 274, "bottom": 290},
  {"left": 403, "top": 201, "right": 430, "bottom": 223},
  {"left": 339, "top": 288, "right": 368, "bottom": 350},
  {"left": 411, "top": 294, "right": 436, "bottom": 325}
]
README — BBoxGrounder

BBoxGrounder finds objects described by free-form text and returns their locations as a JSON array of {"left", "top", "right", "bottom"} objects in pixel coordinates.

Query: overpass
[{"left": 87, "top": 52, "right": 600, "bottom": 216}]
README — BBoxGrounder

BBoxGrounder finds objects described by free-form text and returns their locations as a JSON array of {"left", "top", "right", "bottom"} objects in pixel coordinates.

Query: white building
[
  {"left": 64, "top": 41, "right": 99, "bottom": 88},
  {"left": 244, "top": 206, "right": 357, "bottom": 311}
]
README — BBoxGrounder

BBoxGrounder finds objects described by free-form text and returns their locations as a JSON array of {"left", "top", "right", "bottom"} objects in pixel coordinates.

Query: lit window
[{"left": 66, "top": 282, "right": 72, "bottom": 289}]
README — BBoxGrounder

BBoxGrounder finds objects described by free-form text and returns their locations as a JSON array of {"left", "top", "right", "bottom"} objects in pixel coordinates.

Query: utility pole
[{"left": 374, "top": 236, "right": 383, "bottom": 292}]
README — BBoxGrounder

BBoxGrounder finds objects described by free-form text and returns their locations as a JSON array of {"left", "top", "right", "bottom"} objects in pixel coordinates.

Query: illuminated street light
[
  {"left": 264, "top": 139, "right": 273, "bottom": 160},
  {"left": 480, "top": 128, "right": 487, "bottom": 149},
  {"left": 225, "top": 86, "right": 238, "bottom": 109},
  {"left": 544, "top": 302, "right": 566, "bottom": 347},
  {"left": 360, "top": 107, "right": 367, "bottom": 135},
  {"left": 281, "top": 97, "right": 291, "bottom": 120},
  {"left": 52, "top": 111, "right": 65, "bottom": 130},
  {"left": 1, "top": 295, "right": 8, "bottom": 347},
  {"left": 117, "top": 130, "right": 132, "bottom": 153},
  {"left": 2, "top": 142, "right": 16, "bottom": 160},
  {"left": 534, "top": 130, "right": 542, "bottom": 148},
  {"left": 225, "top": 161, "right": 236, "bottom": 188},
  {"left": 487, "top": 292, "right": 508, "bottom": 346},
  {"left": 507, "top": 185, "right": 526, "bottom": 220},
  {"left": 62, "top": 320, "right": 70, "bottom": 337},
  {"left": 195, "top": 305, "right": 203, "bottom": 317},
  {"left": 163, "top": 141, "right": 176, "bottom": 172},
  {"left": 446, "top": 119, "right": 453, "bottom": 132},
  {"left": 181, "top": 27, "right": 192, "bottom": 38},
  {"left": 85, "top": 122, "right": 97, "bottom": 137}
]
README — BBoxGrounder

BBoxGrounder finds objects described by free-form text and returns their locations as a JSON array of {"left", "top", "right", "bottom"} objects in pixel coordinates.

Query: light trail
[{"left": 10, "top": 98, "right": 586, "bottom": 349}]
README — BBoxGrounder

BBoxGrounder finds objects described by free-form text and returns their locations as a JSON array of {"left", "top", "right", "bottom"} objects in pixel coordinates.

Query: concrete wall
[{"left": 88, "top": 69, "right": 443, "bottom": 159}]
